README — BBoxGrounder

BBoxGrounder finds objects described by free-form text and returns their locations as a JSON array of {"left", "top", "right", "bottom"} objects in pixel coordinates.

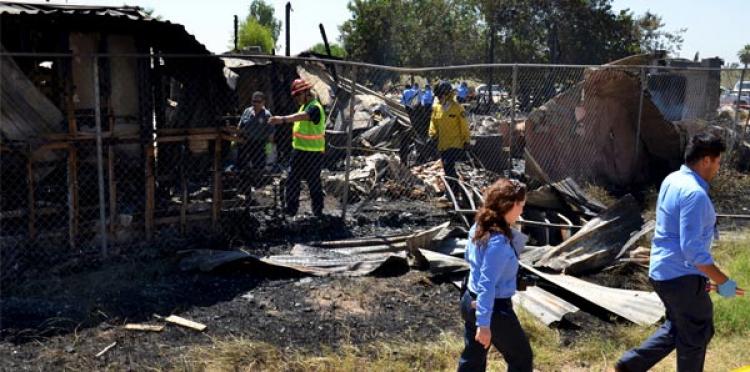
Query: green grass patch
[{"left": 712, "top": 232, "right": 750, "bottom": 337}]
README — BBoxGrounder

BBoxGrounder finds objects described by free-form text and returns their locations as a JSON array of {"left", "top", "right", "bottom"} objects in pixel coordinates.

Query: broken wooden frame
[{"left": 3, "top": 126, "right": 243, "bottom": 251}]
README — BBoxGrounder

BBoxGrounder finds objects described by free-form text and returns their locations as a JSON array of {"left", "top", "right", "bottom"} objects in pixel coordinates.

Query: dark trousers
[
  {"left": 441, "top": 148, "right": 464, "bottom": 199},
  {"left": 238, "top": 140, "right": 266, "bottom": 197},
  {"left": 616, "top": 275, "right": 714, "bottom": 372},
  {"left": 239, "top": 140, "right": 266, "bottom": 171},
  {"left": 457, "top": 291, "right": 533, "bottom": 372},
  {"left": 285, "top": 149, "right": 324, "bottom": 215}
]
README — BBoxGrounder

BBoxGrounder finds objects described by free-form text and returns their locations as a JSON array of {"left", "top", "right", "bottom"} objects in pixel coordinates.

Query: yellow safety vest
[{"left": 292, "top": 99, "right": 326, "bottom": 152}]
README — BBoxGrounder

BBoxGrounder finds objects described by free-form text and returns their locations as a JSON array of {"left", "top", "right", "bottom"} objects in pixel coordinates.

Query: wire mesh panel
[{"left": 2, "top": 52, "right": 749, "bottom": 286}]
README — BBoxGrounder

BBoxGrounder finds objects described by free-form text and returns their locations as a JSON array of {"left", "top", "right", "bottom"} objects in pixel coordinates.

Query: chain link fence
[{"left": 2, "top": 52, "right": 749, "bottom": 287}]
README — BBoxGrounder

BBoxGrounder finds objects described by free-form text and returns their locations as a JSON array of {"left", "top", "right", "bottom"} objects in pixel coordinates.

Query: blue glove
[{"left": 717, "top": 279, "right": 737, "bottom": 298}]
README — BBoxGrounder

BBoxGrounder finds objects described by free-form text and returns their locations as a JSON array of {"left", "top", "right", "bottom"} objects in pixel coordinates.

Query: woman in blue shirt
[{"left": 458, "top": 178, "right": 533, "bottom": 372}]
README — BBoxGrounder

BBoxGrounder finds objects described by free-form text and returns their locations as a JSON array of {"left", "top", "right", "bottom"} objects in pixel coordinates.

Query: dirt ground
[
  {"left": 1, "top": 183, "right": 746, "bottom": 371},
  {"left": 0, "top": 199, "right": 469, "bottom": 370}
]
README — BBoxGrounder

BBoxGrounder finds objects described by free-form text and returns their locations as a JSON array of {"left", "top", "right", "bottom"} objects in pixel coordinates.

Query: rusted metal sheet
[
  {"left": 521, "top": 262, "right": 664, "bottom": 326},
  {"left": 180, "top": 223, "right": 449, "bottom": 277},
  {"left": 533, "top": 195, "right": 643, "bottom": 274},
  {"left": 513, "top": 286, "right": 579, "bottom": 326},
  {"left": 450, "top": 279, "right": 579, "bottom": 327}
]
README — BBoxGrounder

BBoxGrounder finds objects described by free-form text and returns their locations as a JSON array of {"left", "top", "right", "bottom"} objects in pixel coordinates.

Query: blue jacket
[
  {"left": 457, "top": 85, "right": 469, "bottom": 99},
  {"left": 649, "top": 165, "right": 716, "bottom": 281},
  {"left": 401, "top": 88, "right": 419, "bottom": 107},
  {"left": 421, "top": 89, "right": 434, "bottom": 106},
  {"left": 466, "top": 225, "right": 527, "bottom": 327}
]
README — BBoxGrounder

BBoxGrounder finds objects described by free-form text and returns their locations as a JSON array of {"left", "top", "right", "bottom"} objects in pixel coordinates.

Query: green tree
[
  {"left": 237, "top": 19, "right": 274, "bottom": 53},
  {"left": 739, "top": 44, "right": 750, "bottom": 65},
  {"left": 476, "top": 0, "right": 641, "bottom": 65},
  {"left": 340, "top": 0, "right": 649, "bottom": 67},
  {"left": 340, "top": 0, "right": 484, "bottom": 67},
  {"left": 633, "top": 11, "right": 685, "bottom": 55},
  {"left": 310, "top": 42, "right": 348, "bottom": 58},
  {"left": 248, "top": 0, "right": 282, "bottom": 43}
]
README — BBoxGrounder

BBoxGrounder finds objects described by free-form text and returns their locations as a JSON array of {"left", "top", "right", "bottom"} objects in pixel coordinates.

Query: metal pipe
[
  {"left": 318, "top": 23, "right": 339, "bottom": 83},
  {"left": 285, "top": 2, "right": 291, "bottom": 56},
  {"left": 341, "top": 66, "right": 357, "bottom": 219},
  {"left": 455, "top": 209, "right": 582, "bottom": 229},
  {"left": 510, "top": 64, "right": 518, "bottom": 176},
  {"left": 93, "top": 56, "right": 108, "bottom": 257},
  {"left": 0, "top": 51, "right": 729, "bottom": 73},
  {"left": 634, "top": 67, "right": 645, "bottom": 161},
  {"left": 733, "top": 63, "right": 747, "bottom": 149},
  {"left": 233, "top": 15, "right": 239, "bottom": 52}
]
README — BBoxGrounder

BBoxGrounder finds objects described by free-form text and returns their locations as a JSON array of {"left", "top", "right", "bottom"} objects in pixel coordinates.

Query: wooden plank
[
  {"left": 212, "top": 138, "right": 222, "bottom": 228},
  {"left": 123, "top": 323, "right": 164, "bottom": 332},
  {"left": 95, "top": 341, "right": 117, "bottom": 358},
  {"left": 27, "top": 155, "right": 36, "bottom": 239},
  {"left": 155, "top": 133, "right": 220, "bottom": 144},
  {"left": 158, "top": 127, "right": 222, "bottom": 135},
  {"left": 1, "top": 207, "right": 57, "bottom": 219},
  {"left": 66, "top": 82, "right": 76, "bottom": 135},
  {"left": 164, "top": 315, "right": 207, "bottom": 331},
  {"left": 180, "top": 147, "right": 188, "bottom": 234},
  {"left": 154, "top": 213, "right": 211, "bottom": 226},
  {"left": 145, "top": 144, "right": 155, "bottom": 239},
  {"left": 67, "top": 147, "right": 79, "bottom": 249},
  {"left": 108, "top": 145, "right": 117, "bottom": 234}
]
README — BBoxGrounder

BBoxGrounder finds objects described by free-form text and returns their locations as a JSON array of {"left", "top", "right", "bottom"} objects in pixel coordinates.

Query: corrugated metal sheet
[
  {"left": 521, "top": 262, "right": 665, "bottom": 326},
  {"left": 0, "top": 2, "right": 152, "bottom": 20},
  {"left": 180, "top": 224, "right": 449, "bottom": 277},
  {"left": 0, "top": 2, "right": 151, "bottom": 20},
  {"left": 513, "top": 286, "right": 580, "bottom": 326},
  {"left": 0, "top": 1, "right": 212, "bottom": 55}
]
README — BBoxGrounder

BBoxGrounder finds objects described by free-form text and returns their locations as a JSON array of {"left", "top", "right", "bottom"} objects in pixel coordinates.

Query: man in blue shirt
[
  {"left": 401, "top": 84, "right": 416, "bottom": 107},
  {"left": 616, "top": 131, "right": 742, "bottom": 372},
  {"left": 457, "top": 82, "right": 469, "bottom": 103},
  {"left": 420, "top": 84, "right": 434, "bottom": 107}
]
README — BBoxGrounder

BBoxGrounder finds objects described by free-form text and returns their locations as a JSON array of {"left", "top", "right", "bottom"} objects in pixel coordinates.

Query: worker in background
[
  {"left": 412, "top": 83, "right": 421, "bottom": 107},
  {"left": 237, "top": 91, "right": 273, "bottom": 205},
  {"left": 401, "top": 84, "right": 415, "bottom": 107},
  {"left": 615, "top": 131, "right": 743, "bottom": 372},
  {"left": 420, "top": 84, "right": 434, "bottom": 107},
  {"left": 457, "top": 178, "right": 533, "bottom": 372},
  {"left": 269, "top": 79, "right": 326, "bottom": 217},
  {"left": 457, "top": 82, "right": 470, "bottom": 103},
  {"left": 429, "top": 80, "right": 470, "bottom": 196}
]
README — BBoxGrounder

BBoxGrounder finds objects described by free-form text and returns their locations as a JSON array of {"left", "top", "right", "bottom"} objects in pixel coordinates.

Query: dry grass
[{"left": 178, "top": 323, "right": 749, "bottom": 371}]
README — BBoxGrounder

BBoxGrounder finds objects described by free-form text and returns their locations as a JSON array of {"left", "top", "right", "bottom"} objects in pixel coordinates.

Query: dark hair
[
  {"left": 252, "top": 91, "right": 265, "bottom": 102},
  {"left": 473, "top": 178, "right": 526, "bottom": 245},
  {"left": 684, "top": 130, "right": 726, "bottom": 164}
]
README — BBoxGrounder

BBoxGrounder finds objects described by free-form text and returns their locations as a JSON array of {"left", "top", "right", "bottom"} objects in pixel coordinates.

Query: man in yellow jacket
[{"left": 429, "top": 81, "right": 470, "bottom": 193}]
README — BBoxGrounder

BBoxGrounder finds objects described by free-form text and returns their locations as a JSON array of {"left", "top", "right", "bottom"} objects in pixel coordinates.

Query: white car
[
  {"left": 475, "top": 84, "right": 507, "bottom": 103},
  {"left": 733, "top": 80, "right": 750, "bottom": 93}
]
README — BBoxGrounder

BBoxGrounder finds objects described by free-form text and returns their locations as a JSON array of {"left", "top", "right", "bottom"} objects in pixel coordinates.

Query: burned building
[
  {"left": 0, "top": 2, "right": 234, "bottom": 249},
  {"left": 524, "top": 53, "right": 725, "bottom": 189}
]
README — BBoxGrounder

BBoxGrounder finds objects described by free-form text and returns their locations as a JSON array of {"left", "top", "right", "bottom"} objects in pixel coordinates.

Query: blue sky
[{"left": 28, "top": 0, "right": 748, "bottom": 65}]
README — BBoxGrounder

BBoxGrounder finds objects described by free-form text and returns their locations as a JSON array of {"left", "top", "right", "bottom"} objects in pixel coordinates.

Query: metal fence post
[
  {"left": 341, "top": 66, "right": 357, "bottom": 220},
  {"left": 635, "top": 67, "right": 645, "bottom": 161},
  {"left": 510, "top": 64, "right": 518, "bottom": 176},
  {"left": 93, "top": 55, "right": 108, "bottom": 257}
]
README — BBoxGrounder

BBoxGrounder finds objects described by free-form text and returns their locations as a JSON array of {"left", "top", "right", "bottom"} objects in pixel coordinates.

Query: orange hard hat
[{"left": 290, "top": 78, "right": 313, "bottom": 95}]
